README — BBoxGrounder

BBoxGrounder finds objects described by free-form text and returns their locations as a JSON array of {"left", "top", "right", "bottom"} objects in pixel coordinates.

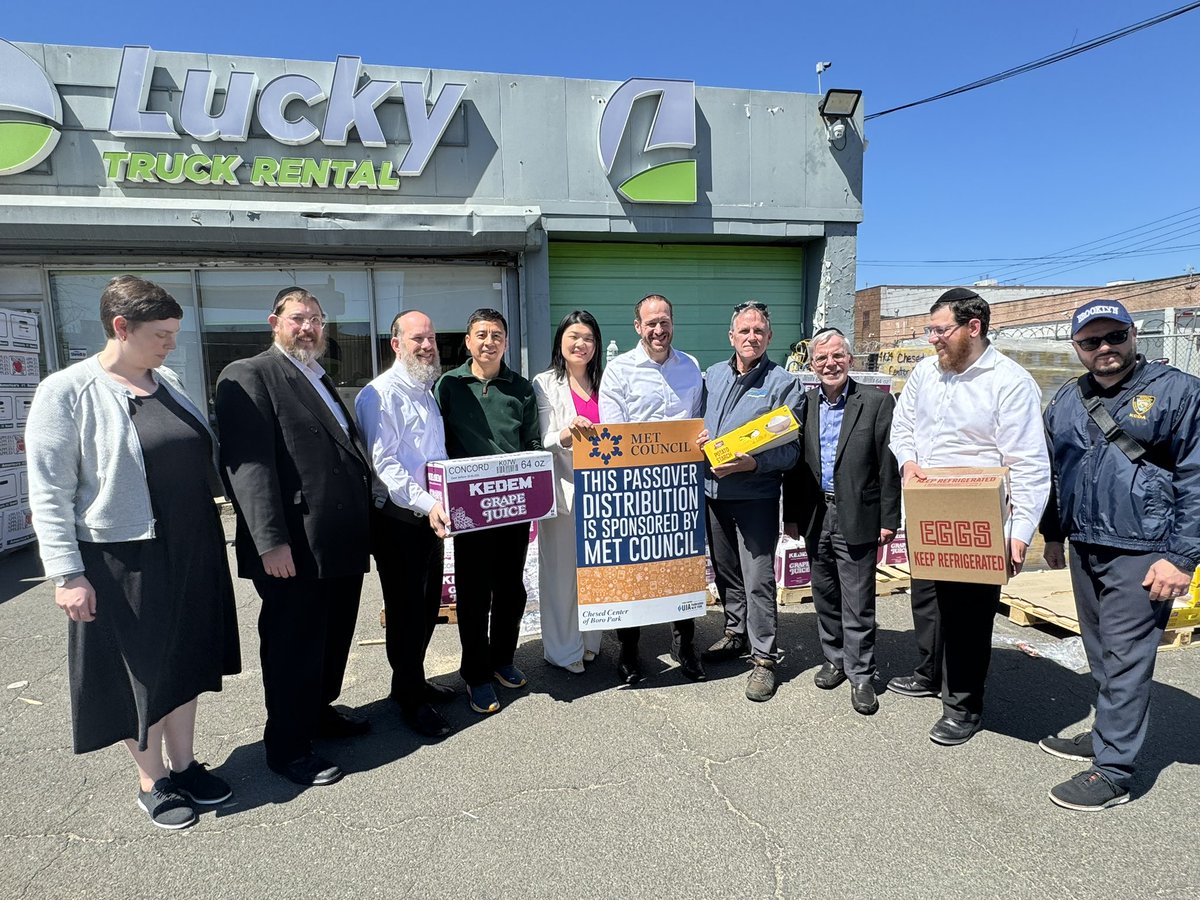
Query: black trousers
[
  {"left": 453, "top": 522, "right": 530, "bottom": 686},
  {"left": 1070, "top": 544, "right": 1172, "bottom": 785},
  {"left": 617, "top": 619, "right": 695, "bottom": 653},
  {"left": 806, "top": 500, "right": 879, "bottom": 684},
  {"left": 370, "top": 509, "right": 444, "bottom": 707},
  {"left": 909, "top": 577, "right": 1000, "bottom": 722},
  {"left": 253, "top": 573, "right": 363, "bottom": 766}
]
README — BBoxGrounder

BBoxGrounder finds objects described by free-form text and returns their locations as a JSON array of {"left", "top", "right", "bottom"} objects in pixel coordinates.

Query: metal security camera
[{"left": 829, "top": 121, "right": 846, "bottom": 142}]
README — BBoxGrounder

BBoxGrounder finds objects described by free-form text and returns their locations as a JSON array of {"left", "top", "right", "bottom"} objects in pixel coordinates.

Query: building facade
[{"left": 0, "top": 39, "right": 865, "bottom": 413}]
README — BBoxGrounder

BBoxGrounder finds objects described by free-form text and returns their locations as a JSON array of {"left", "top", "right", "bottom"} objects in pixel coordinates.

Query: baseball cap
[{"left": 1071, "top": 299, "right": 1134, "bottom": 338}]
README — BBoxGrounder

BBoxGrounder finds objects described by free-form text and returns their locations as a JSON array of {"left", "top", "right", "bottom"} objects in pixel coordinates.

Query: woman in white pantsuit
[{"left": 532, "top": 310, "right": 606, "bottom": 673}]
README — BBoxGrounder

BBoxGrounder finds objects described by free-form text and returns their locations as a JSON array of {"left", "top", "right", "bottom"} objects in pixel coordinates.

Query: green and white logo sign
[
  {"left": 0, "top": 39, "right": 62, "bottom": 176},
  {"left": 599, "top": 78, "right": 696, "bottom": 204}
]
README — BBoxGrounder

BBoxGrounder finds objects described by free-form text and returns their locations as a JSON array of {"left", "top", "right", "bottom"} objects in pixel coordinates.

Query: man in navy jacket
[
  {"left": 1040, "top": 298, "right": 1200, "bottom": 811},
  {"left": 698, "top": 301, "right": 803, "bottom": 701}
]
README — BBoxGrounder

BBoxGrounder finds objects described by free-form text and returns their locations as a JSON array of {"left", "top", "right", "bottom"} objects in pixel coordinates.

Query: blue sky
[{"left": 6, "top": 1, "right": 1197, "bottom": 290}]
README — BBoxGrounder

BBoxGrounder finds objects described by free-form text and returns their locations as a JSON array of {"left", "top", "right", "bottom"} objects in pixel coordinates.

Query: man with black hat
[
  {"left": 1039, "top": 299, "right": 1200, "bottom": 810},
  {"left": 888, "top": 288, "right": 1049, "bottom": 746}
]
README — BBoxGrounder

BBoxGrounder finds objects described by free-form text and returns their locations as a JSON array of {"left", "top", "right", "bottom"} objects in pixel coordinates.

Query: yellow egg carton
[
  {"left": 1166, "top": 565, "right": 1200, "bottom": 630},
  {"left": 704, "top": 405, "right": 799, "bottom": 467}
]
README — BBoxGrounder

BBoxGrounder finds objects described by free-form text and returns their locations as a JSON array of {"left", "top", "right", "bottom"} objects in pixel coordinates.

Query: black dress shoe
[
  {"left": 268, "top": 752, "right": 343, "bottom": 786},
  {"left": 617, "top": 651, "right": 642, "bottom": 685},
  {"left": 929, "top": 715, "right": 982, "bottom": 746},
  {"left": 316, "top": 706, "right": 370, "bottom": 739},
  {"left": 886, "top": 674, "right": 939, "bottom": 698},
  {"left": 424, "top": 681, "right": 457, "bottom": 704},
  {"left": 851, "top": 682, "right": 879, "bottom": 715},
  {"left": 403, "top": 702, "right": 452, "bottom": 739},
  {"left": 813, "top": 662, "right": 847, "bottom": 690},
  {"left": 670, "top": 639, "right": 707, "bottom": 682}
]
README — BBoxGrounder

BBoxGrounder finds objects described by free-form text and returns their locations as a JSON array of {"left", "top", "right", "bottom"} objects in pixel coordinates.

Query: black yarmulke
[{"left": 936, "top": 287, "right": 981, "bottom": 303}]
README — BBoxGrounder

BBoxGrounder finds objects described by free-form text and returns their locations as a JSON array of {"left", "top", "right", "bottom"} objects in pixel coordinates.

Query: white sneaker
[{"left": 553, "top": 659, "right": 586, "bottom": 674}]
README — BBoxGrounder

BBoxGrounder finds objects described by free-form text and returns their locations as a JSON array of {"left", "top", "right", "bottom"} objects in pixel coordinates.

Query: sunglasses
[{"left": 1073, "top": 328, "right": 1130, "bottom": 352}]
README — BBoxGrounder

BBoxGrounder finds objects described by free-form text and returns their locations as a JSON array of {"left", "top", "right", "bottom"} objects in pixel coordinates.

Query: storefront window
[
  {"left": 48, "top": 270, "right": 205, "bottom": 396},
  {"left": 197, "top": 269, "right": 371, "bottom": 415},
  {"left": 373, "top": 267, "right": 506, "bottom": 372}
]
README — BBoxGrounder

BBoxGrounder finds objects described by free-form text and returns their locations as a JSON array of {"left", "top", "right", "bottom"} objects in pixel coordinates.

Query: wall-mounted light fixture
[{"left": 819, "top": 88, "right": 861, "bottom": 144}]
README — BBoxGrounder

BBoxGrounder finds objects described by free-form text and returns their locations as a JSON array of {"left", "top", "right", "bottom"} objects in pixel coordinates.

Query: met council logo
[{"left": 0, "top": 38, "right": 62, "bottom": 176}]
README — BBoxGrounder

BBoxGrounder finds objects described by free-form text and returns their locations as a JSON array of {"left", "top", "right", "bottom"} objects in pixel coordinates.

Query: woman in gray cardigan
[{"left": 26, "top": 275, "right": 239, "bottom": 831}]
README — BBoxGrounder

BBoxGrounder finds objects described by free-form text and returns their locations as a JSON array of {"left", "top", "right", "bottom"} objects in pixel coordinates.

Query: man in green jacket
[{"left": 435, "top": 308, "right": 542, "bottom": 715}]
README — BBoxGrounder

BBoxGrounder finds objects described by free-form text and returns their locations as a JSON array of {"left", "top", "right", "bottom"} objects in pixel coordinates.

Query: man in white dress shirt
[
  {"left": 888, "top": 288, "right": 1050, "bottom": 746},
  {"left": 598, "top": 294, "right": 707, "bottom": 685},
  {"left": 355, "top": 311, "right": 455, "bottom": 739}
]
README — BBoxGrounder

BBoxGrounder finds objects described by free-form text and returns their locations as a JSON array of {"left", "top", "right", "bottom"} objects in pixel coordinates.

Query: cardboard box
[
  {"left": 426, "top": 451, "right": 556, "bottom": 535},
  {"left": 0, "top": 311, "right": 40, "bottom": 352},
  {"left": 0, "top": 432, "right": 25, "bottom": 467},
  {"left": 704, "top": 405, "right": 799, "bottom": 467},
  {"left": 903, "top": 467, "right": 1011, "bottom": 585},
  {"left": 0, "top": 352, "right": 38, "bottom": 387},
  {"left": 1, "top": 505, "right": 33, "bottom": 549},
  {"left": 774, "top": 535, "right": 812, "bottom": 589},
  {"left": 876, "top": 528, "right": 909, "bottom": 566}
]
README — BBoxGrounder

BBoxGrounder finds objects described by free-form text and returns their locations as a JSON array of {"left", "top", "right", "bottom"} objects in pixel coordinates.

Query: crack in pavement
[
  {"left": 627, "top": 689, "right": 788, "bottom": 899},
  {"left": 14, "top": 836, "right": 68, "bottom": 900}
]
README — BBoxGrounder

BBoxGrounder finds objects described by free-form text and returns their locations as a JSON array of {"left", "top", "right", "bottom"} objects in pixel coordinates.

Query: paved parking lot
[{"left": 2, "top": 543, "right": 1197, "bottom": 900}]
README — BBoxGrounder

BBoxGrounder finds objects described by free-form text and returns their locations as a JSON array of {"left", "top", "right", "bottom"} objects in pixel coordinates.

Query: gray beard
[{"left": 403, "top": 354, "right": 441, "bottom": 386}]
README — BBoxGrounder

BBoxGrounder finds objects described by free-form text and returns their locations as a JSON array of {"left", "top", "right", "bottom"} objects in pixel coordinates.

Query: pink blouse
[{"left": 571, "top": 390, "right": 599, "bottom": 422}]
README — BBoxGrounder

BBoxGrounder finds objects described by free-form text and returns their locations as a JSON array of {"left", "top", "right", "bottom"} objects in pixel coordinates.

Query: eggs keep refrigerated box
[
  {"left": 903, "top": 467, "right": 1012, "bottom": 586},
  {"left": 426, "top": 451, "right": 556, "bottom": 535}
]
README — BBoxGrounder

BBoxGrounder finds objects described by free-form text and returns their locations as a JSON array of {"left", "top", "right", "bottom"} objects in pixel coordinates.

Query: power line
[
  {"left": 861, "top": 204, "right": 1200, "bottom": 267},
  {"left": 865, "top": 3, "right": 1200, "bottom": 121}
]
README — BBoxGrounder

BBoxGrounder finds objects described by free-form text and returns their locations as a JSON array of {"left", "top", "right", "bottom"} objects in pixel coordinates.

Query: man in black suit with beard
[
  {"left": 783, "top": 327, "right": 901, "bottom": 716},
  {"left": 216, "top": 287, "right": 372, "bottom": 787}
]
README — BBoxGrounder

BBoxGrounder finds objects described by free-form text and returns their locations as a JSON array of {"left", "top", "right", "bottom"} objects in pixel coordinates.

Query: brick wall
[{"left": 874, "top": 275, "right": 1200, "bottom": 344}]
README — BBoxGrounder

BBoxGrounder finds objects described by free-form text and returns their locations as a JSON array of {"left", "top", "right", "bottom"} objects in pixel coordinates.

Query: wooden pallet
[
  {"left": 777, "top": 563, "right": 911, "bottom": 606},
  {"left": 1000, "top": 569, "right": 1195, "bottom": 652}
]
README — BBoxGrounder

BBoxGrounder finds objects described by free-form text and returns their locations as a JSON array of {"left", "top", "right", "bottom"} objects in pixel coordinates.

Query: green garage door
[{"left": 547, "top": 242, "right": 806, "bottom": 371}]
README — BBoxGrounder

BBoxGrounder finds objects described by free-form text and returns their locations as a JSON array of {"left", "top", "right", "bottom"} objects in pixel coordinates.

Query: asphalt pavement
[{"left": 2, "top": 542, "right": 1197, "bottom": 900}]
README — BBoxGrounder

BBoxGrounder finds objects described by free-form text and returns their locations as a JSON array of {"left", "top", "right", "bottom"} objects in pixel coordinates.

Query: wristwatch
[{"left": 52, "top": 572, "right": 83, "bottom": 587}]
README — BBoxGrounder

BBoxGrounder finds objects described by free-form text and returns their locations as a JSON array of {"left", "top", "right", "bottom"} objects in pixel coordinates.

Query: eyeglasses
[
  {"left": 283, "top": 314, "right": 327, "bottom": 328},
  {"left": 734, "top": 301, "right": 768, "bottom": 313},
  {"left": 812, "top": 351, "right": 849, "bottom": 365},
  {"left": 1073, "top": 328, "right": 1130, "bottom": 352},
  {"left": 924, "top": 322, "right": 964, "bottom": 339}
]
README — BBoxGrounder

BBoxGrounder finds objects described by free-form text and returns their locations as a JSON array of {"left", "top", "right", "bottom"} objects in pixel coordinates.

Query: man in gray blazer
[
  {"left": 216, "top": 287, "right": 372, "bottom": 787},
  {"left": 783, "top": 328, "right": 901, "bottom": 715}
]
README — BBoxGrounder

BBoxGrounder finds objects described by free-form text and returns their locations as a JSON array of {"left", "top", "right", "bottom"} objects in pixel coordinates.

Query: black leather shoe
[
  {"left": 618, "top": 650, "right": 642, "bottom": 685},
  {"left": 316, "top": 706, "right": 370, "bottom": 739},
  {"left": 402, "top": 702, "right": 452, "bottom": 739},
  {"left": 268, "top": 753, "right": 343, "bottom": 787},
  {"left": 851, "top": 682, "right": 879, "bottom": 715},
  {"left": 670, "top": 639, "right": 707, "bottom": 682},
  {"left": 424, "top": 681, "right": 456, "bottom": 704},
  {"left": 813, "top": 662, "right": 847, "bottom": 690},
  {"left": 887, "top": 674, "right": 939, "bottom": 698},
  {"left": 929, "top": 715, "right": 982, "bottom": 746}
]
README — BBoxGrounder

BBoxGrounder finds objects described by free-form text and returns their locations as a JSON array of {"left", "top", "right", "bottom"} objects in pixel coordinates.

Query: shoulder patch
[{"left": 1130, "top": 394, "right": 1155, "bottom": 419}]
